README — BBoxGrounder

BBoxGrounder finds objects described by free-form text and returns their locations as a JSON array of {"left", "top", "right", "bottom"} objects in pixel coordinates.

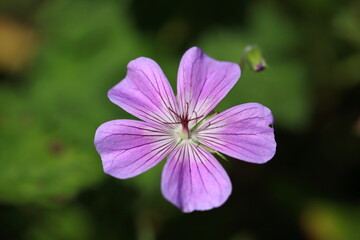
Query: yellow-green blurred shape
[
  {"left": 301, "top": 202, "right": 360, "bottom": 240},
  {"left": 0, "top": 17, "right": 37, "bottom": 72}
]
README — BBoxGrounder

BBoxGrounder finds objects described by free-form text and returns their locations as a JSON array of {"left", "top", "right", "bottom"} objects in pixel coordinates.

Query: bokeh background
[{"left": 0, "top": 0, "right": 359, "bottom": 239}]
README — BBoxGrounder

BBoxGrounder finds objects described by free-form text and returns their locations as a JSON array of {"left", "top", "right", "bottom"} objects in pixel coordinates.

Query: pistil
[{"left": 179, "top": 123, "right": 190, "bottom": 139}]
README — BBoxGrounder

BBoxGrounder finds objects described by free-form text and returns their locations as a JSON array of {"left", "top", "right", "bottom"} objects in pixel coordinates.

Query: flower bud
[{"left": 244, "top": 45, "right": 267, "bottom": 72}]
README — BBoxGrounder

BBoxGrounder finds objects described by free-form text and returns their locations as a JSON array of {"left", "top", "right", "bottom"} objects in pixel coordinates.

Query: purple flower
[{"left": 94, "top": 47, "right": 276, "bottom": 212}]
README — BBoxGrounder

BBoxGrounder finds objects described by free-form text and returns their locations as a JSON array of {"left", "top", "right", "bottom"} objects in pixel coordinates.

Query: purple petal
[
  {"left": 196, "top": 103, "right": 276, "bottom": 164},
  {"left": 108, "top": 57, "right": 178, "bottom": 124},
  {"left": 177, "top": 47, "right": 240, "bottom": 122},
  {"left": 95, "top": 120, "right": 176, "bottom": 179},
  {"left": 161, "top": 142, "right": 232, "bottom": 212}
]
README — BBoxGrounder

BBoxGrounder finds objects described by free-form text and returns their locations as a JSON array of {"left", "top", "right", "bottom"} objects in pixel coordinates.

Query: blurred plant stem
[{"left": 136, "top": 210, "right": 155, "bottom": 240}]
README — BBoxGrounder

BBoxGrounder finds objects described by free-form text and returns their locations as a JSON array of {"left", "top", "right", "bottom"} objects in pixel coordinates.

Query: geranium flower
[{"left": 94, "top": 47, "right": 276, "bottom": 212}]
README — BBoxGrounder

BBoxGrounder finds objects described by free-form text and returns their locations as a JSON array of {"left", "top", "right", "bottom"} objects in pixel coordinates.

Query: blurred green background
[{"left": 0, "top": 0, "right": 359, "bottom": 239}]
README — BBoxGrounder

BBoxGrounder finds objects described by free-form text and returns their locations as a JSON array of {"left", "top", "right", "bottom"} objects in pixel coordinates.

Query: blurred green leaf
[
  {"left": 26, "top": 205, "right": 93, "bottom": 240},
  {"left": 0, "top": 87, "right": 102, "bottom": 205},
  {"left": 333, "top": 3, "right": 360, "bottom": 48},
  {"left": 332, "top": 3, "right": 360, "bottom": 88},
  {"left": 333, "top": 53, "right": 360, "bottom": 87},
  {"left": 0, "top": 0, "right": 154, "bottom": 205}
]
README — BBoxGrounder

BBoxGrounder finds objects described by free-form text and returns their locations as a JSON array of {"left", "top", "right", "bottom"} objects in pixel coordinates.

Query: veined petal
[
  {"left": 196, "top": 103, "right": 276, "bottom": 164},
  {"left": 177, "top": 47, "right": 240, "bottom": 122},
  {"left": 95, "top": 120, "right": 177, "bottom": 179},
  {"left": 161, "top": 142, "right": 232, "bottom": 213},
  {"left": 108, "top": 57, "right": 178, "bottom": 124}
]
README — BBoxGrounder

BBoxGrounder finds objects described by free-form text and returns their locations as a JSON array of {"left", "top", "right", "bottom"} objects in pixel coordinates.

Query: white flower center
[{"left": 174, "top": 124, "right": 194, "bottom": 141}]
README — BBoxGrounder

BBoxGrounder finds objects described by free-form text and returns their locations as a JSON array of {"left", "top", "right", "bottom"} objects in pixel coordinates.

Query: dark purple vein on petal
[
  {"left": 149, "top": 68, "right": 177, "bottom": 123},
  {"left": 197, "top": 145, "right": 226, "bottom": 178},
  {"left": 201, "top": 107, "right": 259, "bottom": 127},
  {"left": 133, "top": 69, "right": 175, "bottom": 124},
  {"left": 112, "top": 96, "right": 167, "bottom": 124},
  {"left": 182, "top": 55, "right": 201, "bottom": 115},
  {"left": 190, "top": 62, "right": 208, "bottom": 118},
  {"left": 198, "top": 133, "right": 273, "bottom": 148},
  {"left": 145, "top": 67, "right": 178, "bottom": 123},
  {"left": 177, "top": 145, "right": 187, "bottom": 209},
  {"left": 199, "top": 137, "right": 266, "bottom": 158},
  {"left": 101, "top": 137, "right": 172, "bottom": 152},
  {"left": 159, "top": 75, "right": 178, "bottom": 123},
  {"left": 187, "top": 144, "right": 193, "bottom": 195},
  {"left": 112, "top": 123, "right": 169, "bottom": 134},
  {"left": 168, "top": 145, "right": 183, "bottom": 187},
  {"left": 200, "top": 116, "right": 263, "bottom": 131},
  {"left": 194, "top": 68, "right": 229, "bottom": 117},
  {"left": 129, "top": 140, "right": 175, "bottom": 175},
  {"left": 192, "top": 144, "right": 222, "bottom": 194},
  {"left": 199, "top": 129, "right": 272, "bottom": 136},
  {"left": 113, "top": 139, "right": 174, "bottom": 170},
  {"left": 189, "top": 144, "right": 208, "bottom": 195}
]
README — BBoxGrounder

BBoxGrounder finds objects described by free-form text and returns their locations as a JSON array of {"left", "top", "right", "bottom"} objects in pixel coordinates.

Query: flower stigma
[{"left": 167, "top": 104, "right": 203, "bottom": 142}]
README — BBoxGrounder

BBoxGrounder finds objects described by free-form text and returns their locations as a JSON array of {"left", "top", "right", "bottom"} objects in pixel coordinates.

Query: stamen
[
  {"left": 188, "top": 115, "right": 204, "bottom": 122},
  {"left": 167, "top": 102, "right": 200, "bottom": 139},
  {"left": 168, "top": 107, "right": 181, "bottom": 120}
]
